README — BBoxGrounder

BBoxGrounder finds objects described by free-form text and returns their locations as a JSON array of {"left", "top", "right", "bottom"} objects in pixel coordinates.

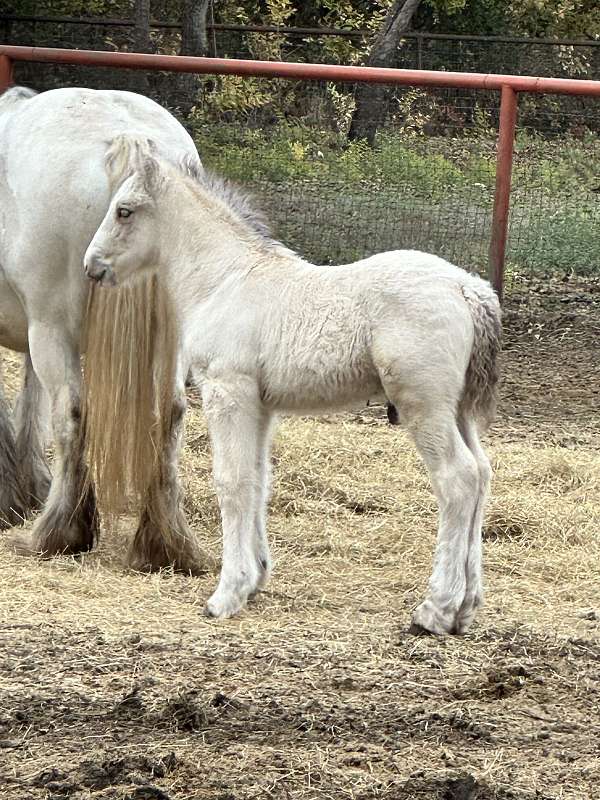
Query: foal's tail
[{"left": 459, "top": 280, "right": 502, "bottom": 430}]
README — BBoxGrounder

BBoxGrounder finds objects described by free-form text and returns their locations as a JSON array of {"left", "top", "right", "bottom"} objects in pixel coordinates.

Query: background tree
[
  {"left": 133, "top": 0, "right": 151, "bottom": 52},
  {"left": 347, "top": 0, "right": 423, "bottom": 145},
  {"left": 178, "top": 0, "right": 211, "bottom": 115},
  {"left": 180, "top": 0, "right": 211, "bottom": 56},
  {"left": 132, "top": 0, "right": 150, "bottom": 93}
]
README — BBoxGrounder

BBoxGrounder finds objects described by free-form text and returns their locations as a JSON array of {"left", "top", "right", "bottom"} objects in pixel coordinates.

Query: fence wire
[{"left": 3, "top": 17, "right": 600, "bottom": 293}]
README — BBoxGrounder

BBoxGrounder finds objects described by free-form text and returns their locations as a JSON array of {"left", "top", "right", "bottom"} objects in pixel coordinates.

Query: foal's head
[
  {"left": 84, "top": 136, "right": 173, "bottom": 287},
  {"left": 84, "top": 133, "right": 273, "bottom": 288}
]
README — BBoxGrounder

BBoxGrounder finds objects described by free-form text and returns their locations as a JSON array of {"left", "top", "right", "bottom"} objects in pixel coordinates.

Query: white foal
[{"left": 85, "top": 140, "right": 501, "bottom": 636}]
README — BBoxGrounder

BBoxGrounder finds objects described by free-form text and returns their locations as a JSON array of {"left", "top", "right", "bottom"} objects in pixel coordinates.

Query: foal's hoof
[
  {"left": 407, "top": 621, "right": 435, "bottom": 637},
  {"left": 411, "top": 600, "right": 458, "bottom": 636},
  {"left": 202, "top": 603, "right": 218, "bottom": 619},
  {"left": 202, "top": 599, "right": 241, "bottom": 620},
  {"left": 203, "top": 586, "right": 250, "bottom": 620}
]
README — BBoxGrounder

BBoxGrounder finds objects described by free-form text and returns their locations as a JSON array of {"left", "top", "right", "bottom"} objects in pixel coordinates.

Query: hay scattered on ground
[{"left": 0, "top": 287, "right": 598, "bottom": 800}]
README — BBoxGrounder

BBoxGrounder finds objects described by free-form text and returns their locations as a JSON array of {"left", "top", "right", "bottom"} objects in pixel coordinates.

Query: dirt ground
[{"left": 0, "top": 279, "right": 598, "bottom": 800}]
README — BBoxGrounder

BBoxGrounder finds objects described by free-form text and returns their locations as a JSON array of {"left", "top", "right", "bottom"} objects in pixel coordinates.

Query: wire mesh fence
[{"left": 2, "top": 16, "right": 600, "bottom": 294}]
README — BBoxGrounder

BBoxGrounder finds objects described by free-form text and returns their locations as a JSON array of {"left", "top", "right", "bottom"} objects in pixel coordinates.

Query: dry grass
[{"left": 0, "top": 288, "right": 599, "bottom": 800}]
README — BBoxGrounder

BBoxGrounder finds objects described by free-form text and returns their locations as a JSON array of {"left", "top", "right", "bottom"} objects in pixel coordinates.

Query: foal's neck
[{"left": 166, "top": 180, "right": 304, "bottom": 299}]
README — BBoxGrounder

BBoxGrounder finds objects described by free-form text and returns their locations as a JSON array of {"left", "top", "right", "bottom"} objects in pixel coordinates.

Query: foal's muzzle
[{"left": 84, "top": 253, "right": 117, "bottom": 287}]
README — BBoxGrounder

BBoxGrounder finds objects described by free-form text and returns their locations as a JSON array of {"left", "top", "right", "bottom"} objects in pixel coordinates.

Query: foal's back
[{"left": 244, "top": 249, "right": 484, "bottom": 413}]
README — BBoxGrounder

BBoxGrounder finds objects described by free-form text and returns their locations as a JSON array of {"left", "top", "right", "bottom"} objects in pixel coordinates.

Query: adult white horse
[
  {"left": 0, "top": 86, "right": 206, "bottom": 571},
  {"left": 85, "top": 139, "right": 502, "bottom": 636}
]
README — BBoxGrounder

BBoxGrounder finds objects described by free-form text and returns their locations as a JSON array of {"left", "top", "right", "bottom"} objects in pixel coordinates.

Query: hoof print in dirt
[
  {"left": 126, "top": 787, "right": 171, "bottom": 800},
  {"left": 77, "top": 754, "right": 176, "bottom": 792},
  {"left": 443, "top": 774, "right": 480, "bottom": 800},
  {"left": 162, "top": 691, "right": 214, "bottom": 732},
  {"left": 405, "top": 772, "right": 518, "bottom": 800}
]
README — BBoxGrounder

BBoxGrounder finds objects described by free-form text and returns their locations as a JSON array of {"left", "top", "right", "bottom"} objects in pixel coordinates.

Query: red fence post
[
  {"left": 489, "top": 84, "right": 519, "bottom": 301},
  {"left": 0, "top": 55, "right": 13, "bottom": 91}
]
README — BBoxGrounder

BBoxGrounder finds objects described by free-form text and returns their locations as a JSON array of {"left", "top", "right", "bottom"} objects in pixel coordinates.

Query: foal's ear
[{"left": 140, "top": 151, "right": 163, "bottom": 195}]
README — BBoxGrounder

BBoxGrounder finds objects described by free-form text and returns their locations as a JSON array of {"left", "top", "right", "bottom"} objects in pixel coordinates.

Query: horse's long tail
[
  {"left": 459, "top": 280, "right": 502, "bottom": 430},
  {"left": 81, "top": 273, "right": 178, "bottom": 520}
]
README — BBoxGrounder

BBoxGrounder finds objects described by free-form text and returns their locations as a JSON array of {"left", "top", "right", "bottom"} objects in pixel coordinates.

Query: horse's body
[
  {"left": 0, "top": 87, "right": 206, "bottom": 570},
  {"left": 86, "top": 142, "right": 502, "bottom": 635}
]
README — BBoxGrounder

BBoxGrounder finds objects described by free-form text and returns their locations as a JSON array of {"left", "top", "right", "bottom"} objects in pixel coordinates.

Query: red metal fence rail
[{"left": 1, "top": 44, "right": 599, "bottom": 298}]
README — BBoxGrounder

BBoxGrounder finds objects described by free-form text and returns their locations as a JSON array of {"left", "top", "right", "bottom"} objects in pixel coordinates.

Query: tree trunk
[
  {"left": 348, "top": 0, "right": 422, "bottom": 145},
  {"left": 179, "top": 0, "right": 211, "bottom": 115},
  {"left": 132, "top": 0, "right": 151, "bottom": 94},
  {"left": 181, "top": 0, "right": 210, "bottom": 56},
  {"left": 133, "top": 0, "right": 151, "bottom": 53}
]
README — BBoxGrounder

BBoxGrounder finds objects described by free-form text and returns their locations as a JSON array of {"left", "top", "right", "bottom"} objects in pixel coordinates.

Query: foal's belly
[
  {"left": 263, "top": 372, "right": 385, "bottom": 415},
  {"left": 0, "top": 269, "right": 28, "bottom": 352}
]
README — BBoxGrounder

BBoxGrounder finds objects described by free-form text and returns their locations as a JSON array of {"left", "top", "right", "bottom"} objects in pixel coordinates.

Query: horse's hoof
[{"left": 6, "top": 529, "right": 42, "bottom": 556}]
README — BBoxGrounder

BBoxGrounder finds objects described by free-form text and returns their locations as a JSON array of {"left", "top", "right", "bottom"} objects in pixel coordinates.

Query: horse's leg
[
  {"left": 455, "top": 414, "right": 492, "bottom": 634},
  {"left": 9, "top": 325, "right": 99, "bottom": 555},
  {"left": 0, "top": 357, "right": 28, "bottom": 528},
  {"left": 129, "top": 381, "right": 210, "bottom": 575},
  {"left": 14, "top": 353, "right": 52, "bottom": 511},
  {"left": 201, "top": 377, "right": 266, "bottom": 619},
  {"left": 252, "top": 412, "right": 275, "bottom": 591},
  {"left": 404, "top": 408, "right": 481, "bottom": 635}
]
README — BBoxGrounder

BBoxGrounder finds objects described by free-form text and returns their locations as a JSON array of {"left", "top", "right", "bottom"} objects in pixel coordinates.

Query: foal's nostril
[{"left": 85, "top": 252, "right": 109, "bottom": 283}]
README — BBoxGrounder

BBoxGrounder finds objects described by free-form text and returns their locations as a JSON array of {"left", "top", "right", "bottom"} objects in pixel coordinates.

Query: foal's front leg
[{"left": 201, "top": 376, "right": 266, "bottom": 619}]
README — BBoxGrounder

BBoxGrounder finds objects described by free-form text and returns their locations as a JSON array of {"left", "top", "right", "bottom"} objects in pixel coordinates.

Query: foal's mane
[
  {"left": 177, "top": 155, "right": 274, "bottom": 244},
  {"left": 105, "top": 134, "right": 280, "bottom": 250}
]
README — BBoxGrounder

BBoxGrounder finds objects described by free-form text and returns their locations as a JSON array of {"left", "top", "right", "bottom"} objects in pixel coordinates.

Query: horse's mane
[{"left": 178, "top": 155, "right": 273, "bottom": 243}]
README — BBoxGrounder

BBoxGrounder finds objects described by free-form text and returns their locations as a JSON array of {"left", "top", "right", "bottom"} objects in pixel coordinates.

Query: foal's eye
[{"left": 117, "top": 207, "right": 132, "bottom": 219}]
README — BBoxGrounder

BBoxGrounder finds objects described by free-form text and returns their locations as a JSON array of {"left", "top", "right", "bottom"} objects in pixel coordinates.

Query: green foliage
[
  {"left": 190, "top": 118, "right": 599, "bottom": 274},
  {"left": 377, "top": 133, "right": 467, "bottom": 194},
  {"left": 191, "top": 117, "right": 488, "bottom": 198},
  {"left": 512, "top": 130, "right": 599, "bottom": 194},
  {"left": 509, "top": 205, "right": 600, "bottom": 275}
]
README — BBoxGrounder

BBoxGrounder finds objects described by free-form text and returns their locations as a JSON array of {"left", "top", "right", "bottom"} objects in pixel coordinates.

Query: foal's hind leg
[
  {"left": 252, "top": 413, "right": 275, "bottom": 591},
  {"left": 403, "top": 407, "right": 481, "bottom": 635},
  {"left": 455, "top": 414, "right": 492, "bottom": 634},
  {"left": 10, "top": 326, "right": 99, "bottom": 555},
  {"left": 129, "top": 383, "right": 211, "bottom": 575},
  {"left": 0, "top": 359, "right": 28, "bottom": 528},
  {"left": 14, "top": 353, "right": 52, "bottom": 510}
]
